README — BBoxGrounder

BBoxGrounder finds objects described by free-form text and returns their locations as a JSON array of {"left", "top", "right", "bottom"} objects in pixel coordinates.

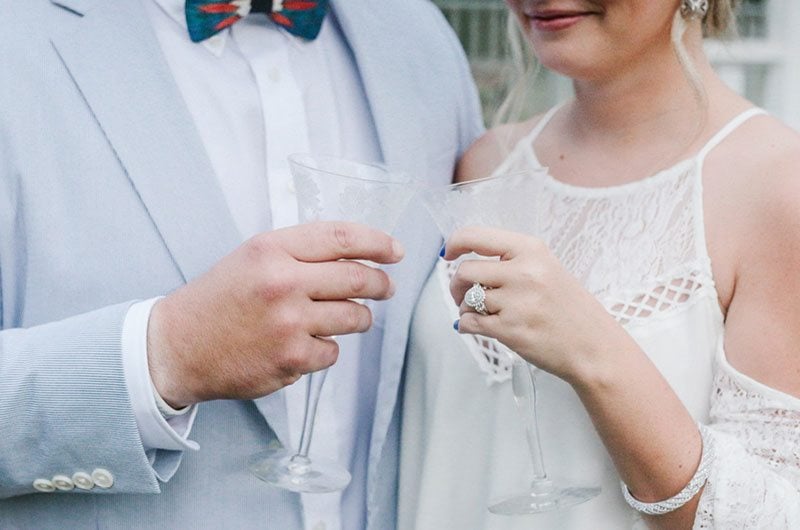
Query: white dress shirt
[{"left": 122, "top": 1, "right": 383, "bottom": 528}]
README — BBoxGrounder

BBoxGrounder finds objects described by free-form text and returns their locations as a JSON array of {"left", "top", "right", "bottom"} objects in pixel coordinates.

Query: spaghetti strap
[
  {"left": 522, "top": 103, "right": 563, "bottom": 144},
  {"left": 697, "top": 107, "right": 768, "bottom": 162},
  {"left": 491, "top": 103, "right": 565, "bottom": 176}
]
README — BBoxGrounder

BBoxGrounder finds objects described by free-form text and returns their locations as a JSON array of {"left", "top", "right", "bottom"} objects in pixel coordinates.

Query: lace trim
[
  {"left": 436, "top": 259, "right": 716, "bottom": 384},
  {"left": 691, "top": 350, "right": 800, "bottom": 528},
  {"left": 436, "top": 260, "right": 516, "bottom": 385},
  {"left": 709, "top": 364, "right": 800, "bottom": 481},
  {"left": 435, "top": 107, "right": 759, "bottom": 383},
  {"left": 601, "top": 266, "right": 715, "bottom": 326}
]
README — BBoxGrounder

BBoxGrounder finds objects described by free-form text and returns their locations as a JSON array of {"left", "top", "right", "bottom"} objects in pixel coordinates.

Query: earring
[{"left": 680, "top": 0, "right": 709, "bottom": 19}]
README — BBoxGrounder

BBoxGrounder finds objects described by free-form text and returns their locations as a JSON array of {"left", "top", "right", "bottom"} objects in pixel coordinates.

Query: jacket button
[
  {"left": 52, "top": 475, "right": 74, "bottom": 491},
  {"left": 91, "top": 468, "right": 114, "bottom": 489},
  {"left": 72, "top": 471, "right": 94, "bottom": 490},
  {"left": 33, "top": 478, "right": 55, "bottom": 493}
]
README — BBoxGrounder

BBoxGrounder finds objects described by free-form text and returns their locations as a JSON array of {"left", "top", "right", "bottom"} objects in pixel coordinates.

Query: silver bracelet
[{"left": 621, "top": 423, "right": 715, "bottom": 515}]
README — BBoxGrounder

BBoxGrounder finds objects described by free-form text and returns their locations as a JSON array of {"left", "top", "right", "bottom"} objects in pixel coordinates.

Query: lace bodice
[
  {"left": 433, "top": 106, "right": 800, "bottom": 527},
  {"left": 441, "top": 106, "right": 719, "bottom": 384}
]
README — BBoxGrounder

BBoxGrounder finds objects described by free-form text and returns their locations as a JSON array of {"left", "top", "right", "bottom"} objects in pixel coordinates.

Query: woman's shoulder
[
  {"left": 455, "top": 115, "right": 545, "bottom": 183},
  {"left": 714, "top": 112, "right": 800, "bottom": 215},
  {"left": 708, "top": 113, "right": 800, "bottom": 398},
  {"left": 704, "top": 110, "right": 800, "bottom": 211}
]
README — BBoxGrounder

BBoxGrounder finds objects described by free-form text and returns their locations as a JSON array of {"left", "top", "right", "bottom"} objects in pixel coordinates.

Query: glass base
[
  {"left": 488, "top": 479, "right": 600, "bottom": 515},
  {"left": 249, "top": 449, "right": 352, "bottom": 494}
]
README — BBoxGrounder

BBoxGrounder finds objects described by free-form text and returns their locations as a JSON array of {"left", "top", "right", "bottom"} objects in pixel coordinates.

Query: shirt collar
[{"left": 152, "top": 0, "right": 230, "bottom": 56}]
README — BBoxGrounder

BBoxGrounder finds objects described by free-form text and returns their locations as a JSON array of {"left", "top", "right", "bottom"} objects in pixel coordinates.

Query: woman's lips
[{"left": 529, "top": 12, "right": 590, "bottom": 32}]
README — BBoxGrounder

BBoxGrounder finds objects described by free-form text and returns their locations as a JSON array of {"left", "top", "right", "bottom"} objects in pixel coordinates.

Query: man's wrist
[
  {"left": 152, "top": 383, "right": 191, "bottom": 418},
  {"left": 147, "top": 297, "right": 194, "bottom": 409},
  {"left": 122, "top": 297, "right": 200, "bottom": 452}
]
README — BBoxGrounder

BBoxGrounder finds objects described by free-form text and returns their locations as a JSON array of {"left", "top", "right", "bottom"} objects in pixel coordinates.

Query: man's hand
[{"left": 146, "top": 221, "right": 403, "bottom": 408}]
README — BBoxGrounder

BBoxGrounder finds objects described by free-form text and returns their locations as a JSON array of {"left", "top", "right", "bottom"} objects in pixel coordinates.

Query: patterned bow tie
[{"left": 185, "top": 0, "right": 329, "bottom": 43}]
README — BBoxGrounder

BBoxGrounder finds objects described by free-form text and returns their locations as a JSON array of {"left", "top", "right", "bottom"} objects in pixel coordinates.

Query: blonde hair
[
  {"left": 705, "top": 0, "right": 739, "bottom": 38},
  {"left": 491, "top": 15, "right": 539, "bottom": 130},
  {"left": 672, "top": 0, "right": 739, "bottom": 115}
]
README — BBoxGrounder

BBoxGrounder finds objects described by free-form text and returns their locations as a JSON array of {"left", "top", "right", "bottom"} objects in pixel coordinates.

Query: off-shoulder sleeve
[{"left": 693, "top": 349, "right": 800, "bottom": 528}]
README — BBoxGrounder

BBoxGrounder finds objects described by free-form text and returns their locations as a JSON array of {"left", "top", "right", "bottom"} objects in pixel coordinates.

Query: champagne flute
[
  {"left": 422, "top": 170, "right": 601, "bottom": 513},
  {"left": 249, "top": 154, "right": 416, "bottom": 493}
]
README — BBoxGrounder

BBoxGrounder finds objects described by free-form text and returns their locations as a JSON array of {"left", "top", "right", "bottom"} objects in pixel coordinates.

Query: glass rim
[
  {"left": 287, "top": 153, "right": 412, "bottom": 185},
  {"left": 426, "top": 168, "right": 548, "bottom": 192}
]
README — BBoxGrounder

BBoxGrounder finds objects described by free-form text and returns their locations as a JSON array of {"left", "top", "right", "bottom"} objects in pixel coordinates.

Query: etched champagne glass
[
  {"left": 249, "top": 154, "right": 415, "bottom": 493},
  {"left": 423, "top": 170, "right": 601, "bottom": 514}
]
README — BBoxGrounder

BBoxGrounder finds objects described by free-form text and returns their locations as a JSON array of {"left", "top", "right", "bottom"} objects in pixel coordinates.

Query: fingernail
[
  {"left": 439, "top": 244, "right": 446, "bottom": 258},
  {"left": 453, "top": 319, "right": 459, "bottom": 331},
  {"left": 392, "top": 240, "right": 405, "bottom": 259},
  {"left": 387, "top": 278, "right": 397, "bottom": 297}
]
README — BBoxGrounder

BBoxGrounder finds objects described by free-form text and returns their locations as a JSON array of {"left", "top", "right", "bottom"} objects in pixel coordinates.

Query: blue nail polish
[
  {"left": 439, "top": 245, "right": 446, "bottom": 258},
  {"left": 453, "top": 319, "right": 459, "bottom": 331}
]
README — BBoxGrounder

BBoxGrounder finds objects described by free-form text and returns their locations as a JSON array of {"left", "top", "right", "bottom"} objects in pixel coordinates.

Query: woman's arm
[{"left": 444, "top": 127, "right": 800, "bottom": 528}]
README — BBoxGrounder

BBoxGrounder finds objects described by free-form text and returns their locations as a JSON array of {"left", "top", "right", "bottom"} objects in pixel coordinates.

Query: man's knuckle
[
  {"left": 281, "top": 346, "right": 308, "bottom": 373},
  {"left": 274, "top": 308, "right": 304, "bottom": 338},
  {"left": 257, "top": 268, "right": 295, "bottom": 301},
  {"left": 332, "top": 222, "right": 354, "bottom": 251},
  {"left": 320, "top": 341, "right": 340, "bottom": 367},
  {"left": 349, "top": 264, "right": 368, "bottom": 292},
  {"left": 280, "top": 371, "right": 302, "bottom": 388},
  {"left": 246, "top": 234, "right": 279, "bottom": 261}
]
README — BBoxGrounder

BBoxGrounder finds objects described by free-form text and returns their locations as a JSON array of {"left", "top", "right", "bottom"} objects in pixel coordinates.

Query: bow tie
[{"left": 185, "top": 0, "right": 329, "bottom": 43}]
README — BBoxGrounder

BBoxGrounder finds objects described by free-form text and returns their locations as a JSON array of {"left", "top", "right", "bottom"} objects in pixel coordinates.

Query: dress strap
[
  {"left": 690, "top": 107, "right": 768, "bottom": 278},
  {"left": 697, "top": 107, "right": 768, "bottom": 162},
  {"left": 492, "top": 103, "right": 564, "bottom": 175},
  {"left": 522, "top": 103, "right": 563, "bottom": 144}
]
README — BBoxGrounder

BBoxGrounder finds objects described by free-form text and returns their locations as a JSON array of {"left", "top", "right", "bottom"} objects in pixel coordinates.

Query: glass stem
[
  {"left": 294, "top": 367, "right": 329, "bottom": 459},
  {"left": 511, "top": 359, "right": 548, "bottom": 482}
]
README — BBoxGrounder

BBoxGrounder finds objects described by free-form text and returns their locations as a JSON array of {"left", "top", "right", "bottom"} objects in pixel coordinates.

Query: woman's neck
[{"left": 566, "top": 26, "right": 717, "bottom": 147}]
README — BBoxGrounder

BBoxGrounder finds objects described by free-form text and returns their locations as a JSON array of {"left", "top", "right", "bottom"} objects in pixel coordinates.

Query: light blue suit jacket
[{"left": 0, "top": 0, "right": 483, "bottom": 527}]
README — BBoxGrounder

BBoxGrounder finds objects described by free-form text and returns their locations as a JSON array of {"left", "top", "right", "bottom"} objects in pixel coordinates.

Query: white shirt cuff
[{"left": 122, "top": 297, "right": 200, "bottom": 452}]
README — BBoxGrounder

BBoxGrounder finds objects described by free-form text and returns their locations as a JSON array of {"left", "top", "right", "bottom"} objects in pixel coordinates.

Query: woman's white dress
[{"left": 398, "top": 107, "right": 800, "bottom": 529}]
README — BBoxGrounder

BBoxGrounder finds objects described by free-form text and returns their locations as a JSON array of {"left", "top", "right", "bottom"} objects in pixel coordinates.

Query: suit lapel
[
  {"left": 49, "top": 0, "right": 242, "bottom": 284},
  {"left": 49, "top": 0, "right": 292, "bottom": 447},
  {"left": 331, "top": 2, "right": 426, "bottom": 175},
  {"left": 332, "top": 0, "right": 436, "bottom": 510}
]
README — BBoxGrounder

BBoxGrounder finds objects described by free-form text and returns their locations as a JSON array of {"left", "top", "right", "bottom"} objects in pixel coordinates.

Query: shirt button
[
  {"left": 312, "top": 523, "right": 327, "bottom": 530},
  {"left": 91, "top": 468, "right": 114, "bottom": 489},
  {"left": 33, "top": 478, "right": 55, "bottom": 493},
  {"left": 287, "top": 179, "right": 296, "bottom": 194},
  {"left": 52, "top": 474, "right": 74, "bottom": 491},
  {"left": 72, "top": 471, "right": 94, "bottom": 490}
]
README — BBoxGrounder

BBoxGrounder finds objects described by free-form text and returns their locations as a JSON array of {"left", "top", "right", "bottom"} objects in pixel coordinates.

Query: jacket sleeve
[{"left": 0, "top": 303, "right": 166, "bottom": 498}]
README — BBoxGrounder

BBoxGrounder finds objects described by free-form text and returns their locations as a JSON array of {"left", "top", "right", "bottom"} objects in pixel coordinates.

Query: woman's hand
[{"left": 445, "top": 225, "right": 633, "bottom": 385}]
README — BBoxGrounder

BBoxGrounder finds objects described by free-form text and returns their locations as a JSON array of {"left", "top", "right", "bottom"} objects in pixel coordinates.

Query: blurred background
[{"left": 433, "top": 0, "right": 800, "bottom": 129}]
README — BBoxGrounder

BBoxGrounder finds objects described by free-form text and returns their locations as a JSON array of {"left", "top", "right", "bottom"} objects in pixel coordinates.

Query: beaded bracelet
[{"left": 621, "top": 423, "right": 715, "bottom": 515}]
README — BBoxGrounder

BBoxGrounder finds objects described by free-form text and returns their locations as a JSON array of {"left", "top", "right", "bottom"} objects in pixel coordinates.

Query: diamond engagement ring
[{"left": 465, "top": 282, "right": 489, "bottom": 316}]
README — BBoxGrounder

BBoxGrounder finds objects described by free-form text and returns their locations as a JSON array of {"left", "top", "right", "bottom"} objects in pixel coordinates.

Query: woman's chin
[{"left": 534, "top": 56, "right": 597, "bottom": 82}]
